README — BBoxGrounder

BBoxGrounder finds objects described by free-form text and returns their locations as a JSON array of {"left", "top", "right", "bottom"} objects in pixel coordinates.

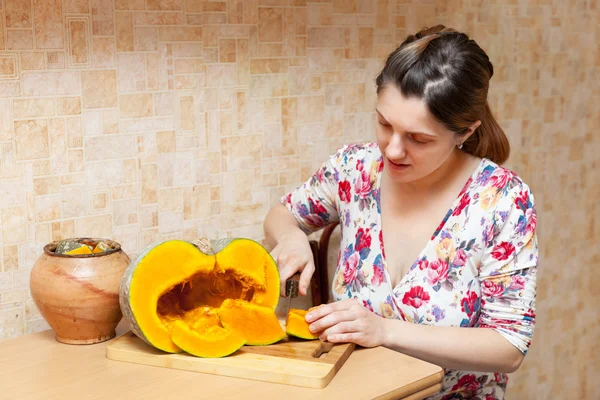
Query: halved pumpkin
[
  {"left": 218, "top": 299, "right": 286, "bottom": 345},
  {"left": 119, "top": 238, "right": 281, "bottom": 355},
  {"left": 286, "top": 308, "right": 320, "bottom": 340}
]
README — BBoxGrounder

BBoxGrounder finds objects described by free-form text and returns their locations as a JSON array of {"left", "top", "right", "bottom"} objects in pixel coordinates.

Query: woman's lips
[{"left": 387, "top": 158, "right": 410, "bottom": 169}]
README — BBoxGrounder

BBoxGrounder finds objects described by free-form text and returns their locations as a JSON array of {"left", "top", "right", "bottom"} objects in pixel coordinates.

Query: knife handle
[{"left": 285, "top": 272, "right": 301, "bottom": 298}]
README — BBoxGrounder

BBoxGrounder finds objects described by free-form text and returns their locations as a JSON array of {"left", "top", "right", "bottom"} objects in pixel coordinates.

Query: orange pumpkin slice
[
  {"left": 285, "top": 308, "right": 320, "bottom": 340},
  {"left": 218, "top": 299, "right": 286, "bottom": 345},
  {"left": 171, "top": 320, "right": 246, "bottom": 358}
]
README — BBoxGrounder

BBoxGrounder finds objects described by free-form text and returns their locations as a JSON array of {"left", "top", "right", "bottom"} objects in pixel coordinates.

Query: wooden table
[{"left": 1, "top": 322, "right": 444, "bottom": 399}]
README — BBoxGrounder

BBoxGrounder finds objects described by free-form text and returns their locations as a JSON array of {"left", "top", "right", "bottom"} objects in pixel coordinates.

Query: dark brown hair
[{"left": 375, "top": 25, "right": 510, "bottom": 164}]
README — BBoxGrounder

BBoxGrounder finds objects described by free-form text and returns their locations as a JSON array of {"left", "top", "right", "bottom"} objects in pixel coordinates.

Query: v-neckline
[{"left": 376, "top": 157, "right": 487, "bottom": 293}]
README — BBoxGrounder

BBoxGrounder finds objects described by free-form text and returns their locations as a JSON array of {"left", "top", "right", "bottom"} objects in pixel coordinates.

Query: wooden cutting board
[{"left": 106, "top": 331, "right": 355, "bottom": 389}]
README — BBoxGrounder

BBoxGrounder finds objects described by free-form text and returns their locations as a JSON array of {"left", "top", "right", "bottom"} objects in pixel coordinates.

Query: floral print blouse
[{"left": 281, "top": 143, "right": 539, "bottom": 399}]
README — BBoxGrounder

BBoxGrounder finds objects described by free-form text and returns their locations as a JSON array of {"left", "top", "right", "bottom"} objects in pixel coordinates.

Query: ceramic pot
[{"left": 30, "top": 238, "right": 131, "bottom": 344}]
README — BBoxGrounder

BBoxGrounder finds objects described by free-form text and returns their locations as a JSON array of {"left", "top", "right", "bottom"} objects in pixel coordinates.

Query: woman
[{"left": 263, "top": 25, "right": 538, "bottom": 399}]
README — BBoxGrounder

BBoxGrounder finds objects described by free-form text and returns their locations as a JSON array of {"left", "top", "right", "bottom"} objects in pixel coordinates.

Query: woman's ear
[{"left": 457, "top": 120, "right": 482, "bottom": 146}]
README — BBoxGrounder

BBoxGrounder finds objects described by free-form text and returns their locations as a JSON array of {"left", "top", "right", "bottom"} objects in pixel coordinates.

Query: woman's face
[{"left": 375, "top": 85, "right": 462, "bottom": 185}]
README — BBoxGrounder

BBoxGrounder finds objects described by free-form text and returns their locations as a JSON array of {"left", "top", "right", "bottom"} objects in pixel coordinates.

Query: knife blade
[{"left": 284, "top": 272, "right": 301, "bottom": 315}]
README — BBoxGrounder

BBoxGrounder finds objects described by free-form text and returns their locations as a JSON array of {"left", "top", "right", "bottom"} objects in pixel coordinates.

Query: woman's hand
[
  {"left": 269, "top": 229, "right": 315, "bottom": 297},
  {"left": 305, "top": 299, "right": 388, "bottom": 348}
]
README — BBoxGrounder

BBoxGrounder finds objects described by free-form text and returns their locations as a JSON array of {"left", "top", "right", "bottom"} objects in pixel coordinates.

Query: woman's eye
[{"left": 411, "top": 136, "right": 429, "bottom": 144}]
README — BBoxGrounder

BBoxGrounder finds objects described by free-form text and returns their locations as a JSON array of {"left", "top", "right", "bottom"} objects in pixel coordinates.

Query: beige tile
[
  {"left": 68, "top": 149, "right": 84, "bottom": 172},
  {"left": 0, "top": 309, "right": 24, "bottom": 340},
  {"left": 66, "top": 117, "right": 82, "bottom": 148},
  {"left": 12, "top": 99, "right": 54, "bottom": 118},
  {"left": 173, "top": 43, "right": 203, "bottom": 57},
  {"left": 258, "top": 8, "right": 282, "bottom": 42},
  {"left": 250, "top": 58, "right": 288, "bottom": 74},
  {"left": 135, "top": 27, "right": 157, "bottom": 51},
  {"left": 219, "top": 38, "right": 236, "bottom": 62},
  {"left": 0, "top": 13, "right": 4, "bottom": 50},
  {"left": 119, "top": 93, "right": 153, "bottom": 118},
  {"left": 158, "top": 27, "right": 202, "bottom": 41},
  {"left": 60, "top": 186, "right": 87, "bottom": 218},
  {"left": 103, "top": 110, "right": 119, "bottom": 134},
  {"left": 308, "top": 27, "right": 345, "bottom": 48},
  {"left": 14, "top": 119, "right": 49, "bottom": 160},
  {"left": 7, "top": 29, "right": 33, "bottom": 49},
  {"left": 20, "top": 52, "right": 45, "bottom": 70},
  {"left": 22, "top": 71, "right": 81, "bottom": 96},
  {"left": 74, "top": 214, "right": 112, "bottom": 238},
  {"left": 227, "top": 0, "right": 243, "bottom": 24},
  {"left": 51, "top": 220, "right": 74, "bottom": 241},
  {"left": 57, "top": 97, "right": 81, "bottom": 116},
  {"left": 35, "top": 195, "right": 60, "bottom": 222},
  {"left": 154, "top": 93, "right": 175, "bottom": 116},
  {"left": 81, "top": 70, "right": 118, "bottom": 109},
  {"left": 116, "top": 12, "right": 134, "bottom": 52},
  {"left": 147, "top": 54, "right": 159, "bottom": 91},
  {"left": 67, "top": 18, "right": 90, "bottom": 67},
  {"left": 174, "top": 59, "right": 203, "bottom": 74},
  {"left": 46, "top": 51, "right": 65, "bottom": 69},
  {"left": 148, "top": 0, "right": 183, "bottom": 11},
  {"left": 112, "top": 183, "right": 139, "bottom": 200},
  {"left": 90, "top": 191, "right": 108, "bottom": 212},
  {"left": 33, "top": 177, "right": 59, "bottom": 195},
  {"left": 116, "top": 0, "right": 145, "bottom": 10},
  {"left": 118, "top": 54, "right": 146, "bottom": 92},
  {"left": 3, "top": 246, "right": 19, "bottom": 271},
  {"left": 6, "top": 0, "right": 32, "bottom": 28},
  {"left": 0, "top": 54, "right": 17, "bottom": 78},
  {"left": 92, "top": 0, "right": 114, "bottom": 35},
  {"left": 48, "top": 118, "right": 68, "bottom": 174},
  {"left": 65, "top": 0, "right": 89, "bottom": 13},
  {"left": 33, "top": 0, "right": 63, "bottom": 49},
  {"left": 156, "top": 131, "right": 176, "bottom": 153},
  {"left": 159, "top": 188, "right": 183, "bottom": 212},
  {"left": 134, "top": 12, "right": 185, "bottom": 25},
  {"left": 141, "top": 164, "right": 158, "bottom": 204},
  {"left": 1, "top": 207, "right": 27, "bottom": 243},
  {"left": 0, "top": 100, "right": 12, "bottom": 140},
  {"left": 179, "top": 96, "right": 196, "bottom": 131},
  {"left": 92, "top": 37, "right": 115, "bottom": 68},
  {"left": 0, "top": 143, "right": 21, "bottom": 179},
  {"left": 84, "top": 135, "right": 137, "bottom": 161},
  {"left": 113, "top": 199, "right": 138, "bottom": 225}
]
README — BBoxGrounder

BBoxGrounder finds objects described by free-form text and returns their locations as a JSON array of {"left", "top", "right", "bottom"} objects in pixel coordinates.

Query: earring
[{"left": 457, "top": 143, "right": 463, "bottom": 149}]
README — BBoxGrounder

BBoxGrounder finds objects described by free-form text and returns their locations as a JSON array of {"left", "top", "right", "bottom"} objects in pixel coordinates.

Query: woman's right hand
[{"left": 269, "top": 229, "right": 315, "bottom": 297}]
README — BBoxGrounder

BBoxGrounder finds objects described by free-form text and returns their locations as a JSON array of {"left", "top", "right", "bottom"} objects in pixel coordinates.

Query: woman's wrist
[{"left": 379, "top": 317, "right": 403, "bottom": 348}]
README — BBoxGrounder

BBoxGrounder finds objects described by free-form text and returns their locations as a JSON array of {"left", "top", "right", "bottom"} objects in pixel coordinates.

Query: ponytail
[{"left": 463, "top": 102, "right": 510, "bottom": 165}]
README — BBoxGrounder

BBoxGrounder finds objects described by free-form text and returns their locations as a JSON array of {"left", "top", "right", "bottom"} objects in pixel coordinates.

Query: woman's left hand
[{"left": 305, "top": 299, "right": 388, "bottom": 348}]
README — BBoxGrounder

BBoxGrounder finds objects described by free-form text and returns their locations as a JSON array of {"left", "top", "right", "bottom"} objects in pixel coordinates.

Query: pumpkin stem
[{"left": 192, "top": 237, "right": 214, "bottom": 254}]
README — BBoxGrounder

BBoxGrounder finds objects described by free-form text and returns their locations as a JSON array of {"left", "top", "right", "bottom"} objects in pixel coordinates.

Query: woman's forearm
[
  {"left": 263, "top": 203, "right": 304, "bottom": 249},
  {"left": 380, "top": 319, "right": 525, "bottom": 373}
]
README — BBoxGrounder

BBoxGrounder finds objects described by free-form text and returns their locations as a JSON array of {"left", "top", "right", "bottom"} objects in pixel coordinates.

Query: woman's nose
[{"left": 386, "top": 133, "right": 406, "bottom": 159}]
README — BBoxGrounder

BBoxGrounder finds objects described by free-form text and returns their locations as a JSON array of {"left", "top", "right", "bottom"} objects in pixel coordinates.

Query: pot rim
[{"left": 44, "top": 238, "right": 122, "bottom": 258}]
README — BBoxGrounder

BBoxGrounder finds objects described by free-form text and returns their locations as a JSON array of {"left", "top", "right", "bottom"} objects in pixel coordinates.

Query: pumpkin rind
[{"left": 119, "top": 237, "right": 282, "bottom": 355}]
